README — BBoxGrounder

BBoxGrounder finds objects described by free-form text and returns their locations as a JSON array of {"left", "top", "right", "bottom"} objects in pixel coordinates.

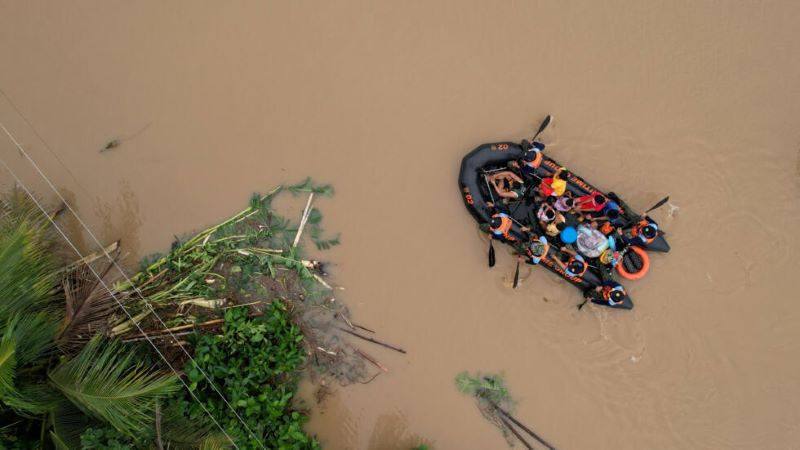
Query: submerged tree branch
[{"left": 337, "top": 327, "right": 406, "bottom": 354}]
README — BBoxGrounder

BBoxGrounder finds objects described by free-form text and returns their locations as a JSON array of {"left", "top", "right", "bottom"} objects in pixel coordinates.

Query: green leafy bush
[
  {"left": 178, "top": 303, "right": 317, "bottom": 449},
  {"left": 78, "top": 427, "right": 135, "bottom": 450}
]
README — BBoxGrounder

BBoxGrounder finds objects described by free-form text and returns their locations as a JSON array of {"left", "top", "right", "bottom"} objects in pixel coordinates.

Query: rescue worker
[
  {"left": 510, "top": 140, "right": 545, "bottom": 179},
  {"left": 588, "top": 280, "right": 627, "bottom": 307},
  {"left": 553, "top": 246, "right": 587, "bottom": 278},
  {"left": 485, "top": 202, "right": 529, "bottom": 242},
  {"left": 619, "top": 216, "right": 658, "bottom": 247}
]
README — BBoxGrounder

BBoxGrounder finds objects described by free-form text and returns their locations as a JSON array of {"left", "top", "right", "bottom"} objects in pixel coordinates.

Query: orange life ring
[{"left": 616, "top": 246, "right": 650, "bottom": 280}]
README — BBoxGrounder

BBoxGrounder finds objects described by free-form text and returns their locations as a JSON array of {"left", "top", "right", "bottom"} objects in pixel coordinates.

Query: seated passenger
[
  {"left": 539, "top": 168, "right": 570, "bottom": 197},
  {"left": 536, "top": 203, "right": 556, "bottom": 222},
  {"left": 536, "top": 203, "right": 563, "bottom": 228},
  {"left": 554, "top": 193, "right": 575, "bottom": 213},
  {"left": 602, "top": 201, "right": 624, "bottom": 223},
  {"left": 545, "top": 214, "right": 566, "bottom": 237},
  {"left": 575, "top": 192, "right": 608, "bottom": 213},
  {"left": 487, "top": 171, "right": 525, "bottom": 200}
]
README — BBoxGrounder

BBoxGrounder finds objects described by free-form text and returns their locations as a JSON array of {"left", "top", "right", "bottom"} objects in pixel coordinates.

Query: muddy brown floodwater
[{"left": 2, "top": 1, "right": 800, "bottom": 449}]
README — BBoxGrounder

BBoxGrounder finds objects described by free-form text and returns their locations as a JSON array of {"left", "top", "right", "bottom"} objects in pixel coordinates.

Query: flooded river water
[{"left": 2, "top": 1, "right": 800, "bottom": 448}]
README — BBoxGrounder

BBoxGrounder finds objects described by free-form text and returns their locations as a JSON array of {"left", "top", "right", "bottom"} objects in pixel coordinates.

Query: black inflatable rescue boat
[{"left": 458, "top": 134, "right": 670, "bottom": 310}]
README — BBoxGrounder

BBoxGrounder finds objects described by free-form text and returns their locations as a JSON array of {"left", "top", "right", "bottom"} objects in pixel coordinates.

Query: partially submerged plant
[
  {"left": 107, "top": 183, "right": 334, "bottom": 336},
  {"left": 102, "top": 180, "right": 386, "bottom": 386},
  {"left": 455, "top": 371, "right": 512, "bottom": 416},
  {"left": 456, "top": 372, "right": 555, "bottom": 450},
  {"left": 1, "top": 180, "right": 398, "bottom": 448}
]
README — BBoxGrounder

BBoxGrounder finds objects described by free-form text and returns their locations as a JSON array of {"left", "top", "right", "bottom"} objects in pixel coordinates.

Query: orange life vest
[
  {"left": 602, "top": 285, "right": 626, "bottom": 305},
  {"left": 490, "top": 213, "right": 515, "bottom": 241},
  {"left": 523, "top": 150, "right": 543, "bottom": 170},
  {"left": 631, "top": 220, "right": 657, "bottom": 245},
  {"left": 566, "top": 256, "right": 587, "bottom": 277}
]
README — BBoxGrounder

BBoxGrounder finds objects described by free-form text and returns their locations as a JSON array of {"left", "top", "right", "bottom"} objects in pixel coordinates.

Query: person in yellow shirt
[{"left": 539, "top": 168, "right": 570, "bottom": 197}]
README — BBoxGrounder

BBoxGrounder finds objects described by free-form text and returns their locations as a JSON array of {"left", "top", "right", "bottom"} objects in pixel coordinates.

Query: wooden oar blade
[
  {"left": 513, "top": 260, "right": 520, "bottom": 288},
  {"left": 537, "top": 115, "right": 552, "bottom": 135},
  {"left": 531, "top": 115, "right": 552, "bottom": 141},
  {"left": 489, "top": 240, "right": 496, "bottom": 267},
  {"left": 645, "top": 196, "right": 670, "bottom": 213}
]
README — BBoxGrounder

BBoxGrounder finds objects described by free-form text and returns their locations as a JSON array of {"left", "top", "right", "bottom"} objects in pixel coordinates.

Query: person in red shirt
[
  {"left": 539, "top": 168, "right": 570, "bottom": 197},
  {"left": 575, "top": 192, "right": 607, "bottom": 213}
]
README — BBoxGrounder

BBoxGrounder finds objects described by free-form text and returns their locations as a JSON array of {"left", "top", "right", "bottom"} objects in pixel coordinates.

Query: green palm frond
[
  {"left": 0, "top": 315, "right": 60, "bottom": 416},
  {"left": 48, "top": 337, "right": 179, "bottom": 437},
  {"left": 0, "top": 188, "right": 52, "bottom": 232},
  {"left": 49, "top": 430, "right": 70, "bottom": 450},
  {"left": 49, "top": 402, "right": 97, "bottom": 449},
  {"left": 2, "top": 380, "right": 60, "bottom": 417},
  {"left": 157, "top": 402, "right": 217, "bottom": 449},
  {"left": 199, "top": 434, "right": 234, "bottom": 450},
  {"left": 0, "top": 222, "right": 59, "bottom": 321},
  {"left": 0, "top": 330, "right": 16, "bottom": 399},
  {"left": 3, "top": 313, "right": 58, "bottom": 367}
]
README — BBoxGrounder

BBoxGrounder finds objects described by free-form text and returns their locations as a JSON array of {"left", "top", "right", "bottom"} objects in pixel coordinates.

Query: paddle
[
  {"left": 513, "top": 256, "right": 521, "bottom": 288},
  {"left": 484, "top": 176, "right": 498, "bottom": 268},
  {"left": 645, "top": 196, "right": 669, "bottom": 214},
  {"left": 577, "top": 297, "right": 590, "bottom": 310},
  {"left": 510, "top": 115, "right": 551, "bottom": 216},
  {"left": 531, "top": 114, "right": 552, "bottom": 142},
  {"left": 619, "top": 195, "right": 670, "bottom": 228},
  {"left": 483, "top": 172, "right": 529, "bottom": 272}
]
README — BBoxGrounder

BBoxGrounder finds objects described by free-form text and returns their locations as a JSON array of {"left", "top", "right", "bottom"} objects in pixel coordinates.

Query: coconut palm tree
[{"left": 0, "top": 190, "right": 184, "bottom": 448}]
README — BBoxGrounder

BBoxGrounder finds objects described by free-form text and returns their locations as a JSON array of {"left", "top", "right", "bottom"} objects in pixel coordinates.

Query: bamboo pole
[
  {"left": 60, "top": 240, "right": 120, "bottom": 273},
  {"left": 490, "top": 400, "right": 556, "bottom": 450},
  {"left": 499, "top": 416, "right": 533, "bottom": 450},
  {"left": 312, "top": 273, "right": 332, "bottom": 290},
  {"left": 293, "top": 193, "right": 314, "bottom": 248}
]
